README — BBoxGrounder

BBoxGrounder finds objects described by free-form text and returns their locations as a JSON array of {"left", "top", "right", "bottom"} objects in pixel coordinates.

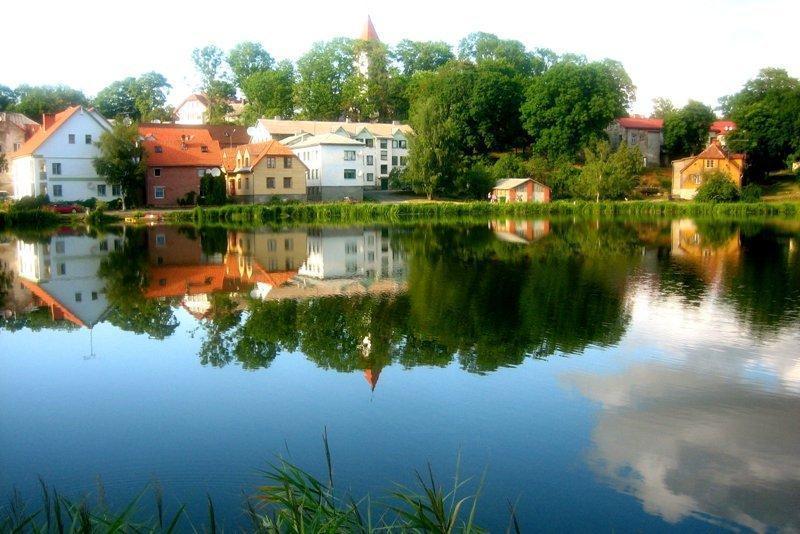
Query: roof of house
[
  {"left": 0, "top": 111, "right": 40, "bottom": 129},
  {"left": 11, "top": 106, "right": 83, "bottom": 157},
  {"left": 679, "top": 140, "right": 745, "bottom": 173},
  {"left": 290, "top": 132, "right": 366, "bottom": 149},
  {"left": 138, "top": 125, "right": 222, "bottom": 167},
  {"left": 139, "top": 123, "right": 251, "bottom": 147},
  {"left": 616, "top": 117, "right": 664, "bottom": 131},
  {"left": 710, "top": 120, "right": 736, "bottom": 133},
  {"left": 175, "top": 93, "right": 210, "bottom": 111},
  {"left": 493, "top": 178, "right": 550, "bottom": 190},
  {"left": 19, "top": 278, "right": 87, "bottom": 328},
  {"left": 144, "top": 264, "right": 227, "bottom": 299},
  {"left": 360, "top": 15, "right": 380, "bottom": 42},
  {"left": 257, "top": 118, "right": 412, "bottom": 138},
  {"left": 220, "top": 140, "right": 300, "bottom": 172}
]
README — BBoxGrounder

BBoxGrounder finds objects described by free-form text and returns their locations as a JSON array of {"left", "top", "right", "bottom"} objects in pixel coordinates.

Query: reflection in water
[{"left": 2, "top": 218, "right": 800, "bottom": 531}]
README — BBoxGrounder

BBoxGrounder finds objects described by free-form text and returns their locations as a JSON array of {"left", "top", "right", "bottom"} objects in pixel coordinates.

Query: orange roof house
[
  {"left": 221, "top": 141, "right": 307, "bottom": 202},
  {"left": 138, "top": 125, "right": 222, "bottom": 206},
  {"left": 11, "top": 106, "right": 82, "bottom": 157},
  {"left": 671, "top": 139, "right": 745, "bottom": 200}
]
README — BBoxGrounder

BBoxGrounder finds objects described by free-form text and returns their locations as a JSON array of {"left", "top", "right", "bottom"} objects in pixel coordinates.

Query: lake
[{"left": 1, "top": 218, "right": 799, "bottom": 531}]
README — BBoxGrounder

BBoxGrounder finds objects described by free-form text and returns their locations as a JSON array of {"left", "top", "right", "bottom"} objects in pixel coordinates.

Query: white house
[
  {"left": 289, "top": 133, "right": 368, "bottom": 200},
  {"left": 250, "top": 119, "right": 411, "bottom": 191},
  {"left": 174, "top": 94, "right": 210, "bottom": 125},
  {"left": 16, "top": 232, "right": 119, "bottom": 328},
  {"left": 10, "top": 106, "right": 121, "bottom": 202}
]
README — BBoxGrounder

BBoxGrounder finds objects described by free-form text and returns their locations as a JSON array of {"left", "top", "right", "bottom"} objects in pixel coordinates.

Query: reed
[
  {"left": 0, "top": 209, "right": 61, "bottom": 229},
  {"left": 166, "top": 200, "right": 800, "bottom": 227}
]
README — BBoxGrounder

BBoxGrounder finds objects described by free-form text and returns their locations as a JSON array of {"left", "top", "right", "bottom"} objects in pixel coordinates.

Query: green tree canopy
[
  {"left": 650, "top": 97, "right": 676, "bottom": 119},
  {"left": 12, "top": 85, "right": 88, "bottom": 120},
  {"left": 662, "top": 100, "right": 715, "bottom": 160},
  {"left": 192, "top": 45, "right": 235, "bottom": 123},
  {"left": 227, "top": 41, "right": 275, "bottom": 87},
  {"left": 0, "top": 85, "right": 15, "bottom": 111},
  {"left": 93, "top": 72, "right": 171, "bottom": 121},
  {"left": 457, "top": 32, "right": 550, "bottom": 77},
  {"left": 240, "top": 61, "right": 295, "bottom": 121},
  {"left": 722, "top": 68, "right": 800, "bottom": 178},
  {"left": 571, "top": 140, "right": 643, "bottom": 201},
  {"left": 93, "top": 121, "right": 147, "bottom": 209},
  {"left": 521, "top": 59, "right": 634, "bottom": 161},
  {"left": 294, "top": 38, "right": 355, "bottom": 120},
  {"left": 392, "top": 40, "right": 454, "bottom": 76}
]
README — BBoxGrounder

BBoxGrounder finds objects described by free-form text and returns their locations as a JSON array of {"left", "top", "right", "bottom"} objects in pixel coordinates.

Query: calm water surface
[{"left": 1, "top": 219, "right": 799, "bottom": 532}]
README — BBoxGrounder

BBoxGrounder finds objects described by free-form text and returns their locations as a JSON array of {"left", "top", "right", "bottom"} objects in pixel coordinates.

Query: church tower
[{"left": 356, "top": 15, "right": 380, "bottom": 77}]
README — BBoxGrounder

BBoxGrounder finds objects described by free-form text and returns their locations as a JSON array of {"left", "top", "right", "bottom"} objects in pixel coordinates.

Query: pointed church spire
[
  {"left": 359, "top": 15, "right": 380, "bottom": 42},
  {"left": 364, "top": 368, "right": 381, "bottom": 391}
]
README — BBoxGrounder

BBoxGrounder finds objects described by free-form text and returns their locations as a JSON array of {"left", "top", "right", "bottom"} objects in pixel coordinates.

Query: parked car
[{"left": 46, "top": 203, "right": 84, "bottom": 214}]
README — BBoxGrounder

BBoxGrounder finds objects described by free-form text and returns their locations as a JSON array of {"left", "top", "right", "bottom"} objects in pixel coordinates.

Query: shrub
[
  {"left": 456, "top": 160, "right": 494, "bottom": 199},
  {"left": 11, "top": 194, "right": 49, "bottom": 211},
  {"left": 199, "top": 174, "right": 228, "bottom": 206},
  {"left": 694, "top": 171, "right": 740, "bottom": 203},
  {"left": 740, "top": 183, "right": 763, "bottom": 203}
]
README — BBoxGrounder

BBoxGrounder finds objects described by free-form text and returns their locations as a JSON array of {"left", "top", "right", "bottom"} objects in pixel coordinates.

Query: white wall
[
  {"left": 294, "top": 144, "right": 367, "bottom": 187},
  {"left": 12, "top": 109, "right": 119, "bottom": 201},
  {"left": 176, "top": 100, "right": 207, "bottom": 125},
  {"left": 298, "top": 229, "right": 404, "bottom": 280}
]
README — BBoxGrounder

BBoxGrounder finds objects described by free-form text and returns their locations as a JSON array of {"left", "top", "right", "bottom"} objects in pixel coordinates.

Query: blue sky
[{"left": 5, "top": 0, "right": 798, "bottom": 115}]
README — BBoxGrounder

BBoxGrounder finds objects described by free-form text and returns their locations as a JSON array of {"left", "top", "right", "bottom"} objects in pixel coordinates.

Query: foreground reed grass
[
  {"left": 2, "top": 434, "right": 512, "bottom": 533},
  {"left": 0, "top": 208, "right": 61, "bottom": 229},
  {"left": 166, "top": 200, "right": 800, "bottom": 227}
]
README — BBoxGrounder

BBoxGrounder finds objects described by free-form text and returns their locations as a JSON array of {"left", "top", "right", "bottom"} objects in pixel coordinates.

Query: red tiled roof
[
  {"left": 138, "top": 125, "right": 222, "bottom": 167},
  {"left": 19, "top": 278, "right": 87, "bottom": 328},
  {"left": 710, "top": 120, "right": 736, "bottom": 133},
  {"left": 220, "top": 141, "right": 299, "bottom": 172},
  {"left": 145, "top": 265, "right": 227, "bottom": 298},
  {"left": 10, "top": 106, "right": 82, "bottom": 157},
  {"left": 139, "top": 123, "right": 251, "bottom": 147},
  {"left": 360, "top": 15, "right": 380, "bottom": 41},
  {"left": 616, "top": 117, "right": 664, "bottom": 130},
  {"left": 679, "top": 139, "right": 745, "bottom": 173}
]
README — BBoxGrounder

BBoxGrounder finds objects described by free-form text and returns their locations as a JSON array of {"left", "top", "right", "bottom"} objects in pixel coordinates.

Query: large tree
[
  {"left": 294, "top": 38, "right": 355, "bottom": 120},
  {"left": 227, "top": 41, "right": 275, "bottom": 87},
  {"left": 0, "top": 85, "right": 15, "bottom": 111},
  {"left": 457, "top": 32, "right": 549, "bottom": 77},
  {"left": 93, "top": 121, "right": 146, "bottom": 209},
  {"left": 93, "top": 72, "right": 171, "bottom": 121},
  {"left": 650, "top": 97, "right": 676, "bottom": 119},
  {"left": 520, "top": 59, "right": 634, "bottom": 161},
  {"left": 662, "top": 100, "right": 716, "bottom": 160},
  {"left": 12, "top": 85, "right": 88, "bottom": 120},
  {"left": 392, "top": 40, "right": 454, "bottom": 76},
  {"left": 571, "top": 140, "right": 643, "bottom": 201},
  {"left": 240, "top": 60, "right": 295, "bottom": 121},
  {"left": 722, "top": 68, "right": 800, "bottom": 178},
  {"left": 192, "top": 45, "right": 235, "bottom": 123}
]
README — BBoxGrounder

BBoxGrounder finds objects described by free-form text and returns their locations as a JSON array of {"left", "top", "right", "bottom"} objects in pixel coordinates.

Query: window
[
  {"left": 155, "top": 234, "right": 166, "bottom": 246},
  {"left": 398, "top": 140, "right": 407, "bottom": 149},
  {"left": 52, "top": 184, "right": 63, "bottom": 197},
  {"left": 267, "top": 177, "right": 275, "bottom": 189},
  {"left": 364, "top": 138, "right": 374, "bottom": 148},
  {"left": 344, "top": 169, "right": 356, "bottom": 180},
  {"left": 201, "top": 145, "right": 209, "bottom": 153},
  {"left": 99, "top": 240, "right": 108, "bottom": 251},
  {"left": 55, "top": 241, "right": 65, "bottom": 254},
  {"left": 380, "top": 139, "right": 388, "bottom": 149},
  {"left": 92, "top": 292, "right": 98, "bottom": 301},
  {"left": 380, "top": 151, "right": 387, "bottom": 161},
  {"left": 68, "top": 134, "right": 75, "bottom": 144},
  {"left": 57, "top": 263, "right": 66, "bottom": 275},
  {"left": 283, "top": 177, "right": 292, "bottom": 188},
  {"left": 380, "top": 165, "right": 388, "bottom": 175},
  {"left": 367, "top": 251, "right": 375, "bottom": 261},
  {"left": 96, "top": 184, "right": 106, "bottom": 196},
  {"left": 705, "top": 159, "right": 715, "bottom": 168},
  {"left": 154, "top": 145, "right": 163, "bottom": 153},
  {"left": 154, "top": 186, "right": 165, "bottom": 199},
  {"left": 283, "top": 156, "right": 292, "bottom": 168},
  {"left": 366, "top": 155, "right": 374, "bottom": 165},
  {"left": 85, "top": 134, "right": 92, "bottom": 144},
  {"left": 692, "top": 175, "right": 702, "bottom": 185},
  {"left": 366, "top": 172, "right": 374, "bottom": 182},
  {"left": 75, "top": 292, "right": 82, "bottom": 302},
  {"left": 345, "top": 241, "right": 358, "bottom": 254},
  {"left": 267, "top": 239, "right": 276, "bottom": 252},
  {"left": 284, "top": 238, "right": 293, "bottom": 251},
  {"left": 344, "top": 150, "right": 356, "bottom": 161},
  {"left": 52, "top": 162, "right": 62, "bottom": 175},
  {"left": 392, "top": 156, "right": 398, "bottom": 166},
  {"left": 266, "top": 156, "right": 276, "bottom": 168},
  {"left": 112, "top": 185, "right": 121, "bottom": 196},
  {"left": 392, "top": 140, "right": 399, "bottom": 148},
  {"left": 13, "top": 142, "right": 21, "bottom": 151},
  {"left": 153, "top": 168, "right": 161, "bottom": 177}
]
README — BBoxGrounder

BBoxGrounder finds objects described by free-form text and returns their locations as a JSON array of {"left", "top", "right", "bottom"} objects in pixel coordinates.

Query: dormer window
[
  {"left": 155, "top": 145, "right": 163, "bottom": 153},
  {"left": 201, "top": 145, "right": 209, "bottom": 153}
]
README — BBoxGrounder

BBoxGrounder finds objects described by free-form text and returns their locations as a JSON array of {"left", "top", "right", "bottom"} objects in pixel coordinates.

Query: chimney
[{"left": 42, "top": 113, "right": 56, "bottom": 131}]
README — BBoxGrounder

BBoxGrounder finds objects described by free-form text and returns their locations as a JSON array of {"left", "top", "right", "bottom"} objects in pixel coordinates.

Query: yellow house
[
  {"left": 222, "top": 141, "right": 307, "bottom": 202},
  {"left": 671, "top": 140, "right": 745, "bottom": 200}
]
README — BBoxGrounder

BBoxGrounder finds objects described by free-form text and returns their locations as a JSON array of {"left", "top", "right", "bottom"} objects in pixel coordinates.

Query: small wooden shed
[{"left": 492, "top": 178, "right": 551, "bottom": 203}]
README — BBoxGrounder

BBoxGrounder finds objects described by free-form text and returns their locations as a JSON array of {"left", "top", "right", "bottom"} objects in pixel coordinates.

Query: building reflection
[
  {"left": 669, "top": 218, "right": 741, "bottom": 283},
  {"left": 490, "top": 219, "right": 550, "bottom": 244},
  {"left": 10, "top": 230, "right": 118, "bottom": 328}
]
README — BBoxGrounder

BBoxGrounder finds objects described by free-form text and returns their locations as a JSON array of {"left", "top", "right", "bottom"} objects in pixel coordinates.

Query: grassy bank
[
  {"left": 0, "top": 208, "right": 61, "bottom": 230},
  {"left": 166, "top": 200, "right": 800, "bottom": 226}
]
